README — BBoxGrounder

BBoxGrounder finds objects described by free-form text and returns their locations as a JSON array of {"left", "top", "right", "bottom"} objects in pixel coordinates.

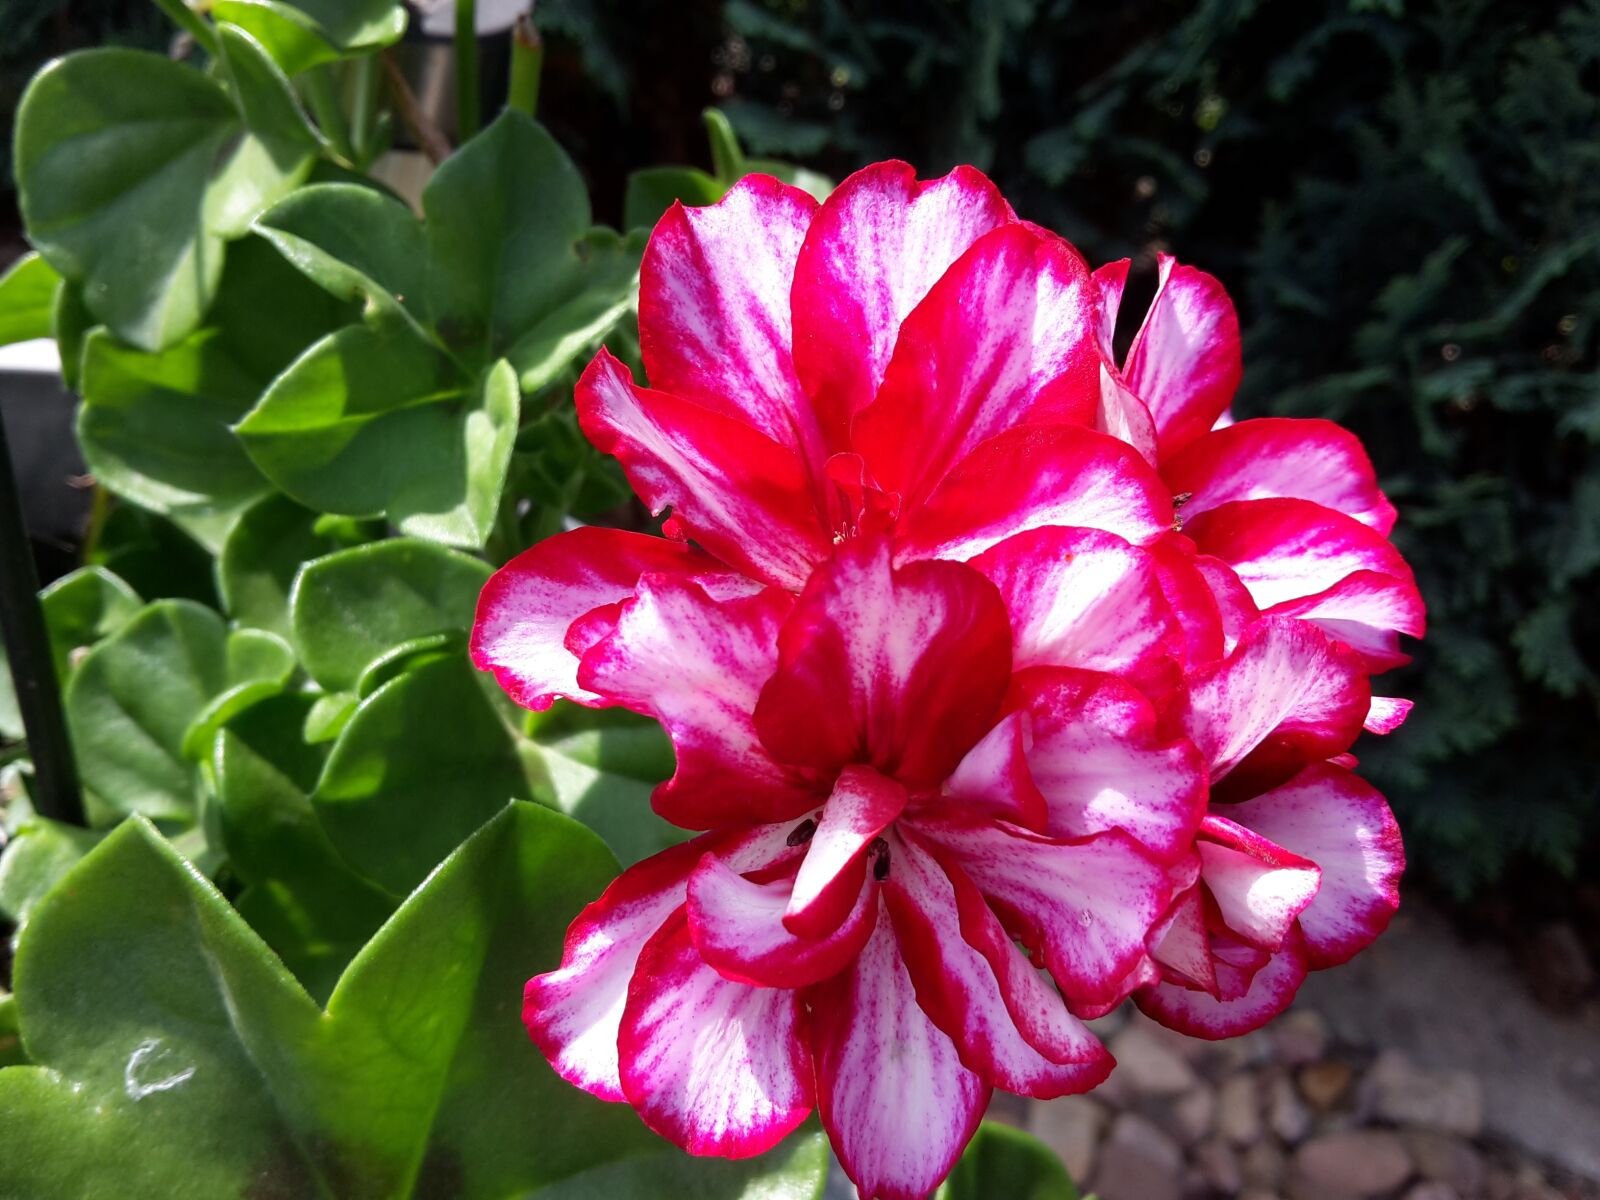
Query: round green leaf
[
  {"left": 505, "top": 228, "right": 646, "bottom": 394},
  {"left": 288, "top": 537, "right": 490, "bottom": 692},
  {"left": 537, "top": 1131, "right": 828, "bottom": 1200},
  {"left": 622, "top": 166, "right": 727, "bottom": 232},
  {"left": 0, "top": 819, "right": 101, "bottom": 931},
  {"left": 935, "top": 1121, "right": 1079, "bottom": 1200},
  {"left": 0, "top": 803, "right": 662, "bottom": 1197},
  {"left": 15, "top": 49, "right": 233, "bottom": 350},
  {"left": 218, "top": 494, "right": 343, "bottom": 637},
  {"left": 313, "top": 653, "right": 538, "bottom": 892},
  {"left": 0, "top": 252, "right": 61, "bottom": 347},
  {"left": 212, "top": 0, "right": 408, "bottom": 75},
  {"left": 63, "top": 600, "right": 230, "bottom": 824},
  {"left": 178, "top": 628, "right": 298, "bottom": 760}
]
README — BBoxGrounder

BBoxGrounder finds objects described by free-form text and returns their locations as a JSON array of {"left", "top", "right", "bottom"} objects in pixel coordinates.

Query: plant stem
[
  {"left": 381, "top": 52, "right": 452, "bottom": 164},
  {"left": 507, "top": 14, "right": 543, "bottom": 118},
  {"left": 152, "top": 0, "right": 218, "bottom": 58},
  {"left": 0, "top": 412, "right": 82, "bottom": 825},
  {"left": 304, "top": 66, "right": 355, "bottom": 165},
  {"left": 455, "top": 0, "right": 480, "bottom": 142},
  {"left": 348, "top": 54, "right": 381, "bottom": 168}
]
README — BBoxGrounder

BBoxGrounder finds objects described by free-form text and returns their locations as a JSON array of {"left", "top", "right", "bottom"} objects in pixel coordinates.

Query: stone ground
[{"left": 823, "top": 900, "right": 1600, "bottom": 1199}]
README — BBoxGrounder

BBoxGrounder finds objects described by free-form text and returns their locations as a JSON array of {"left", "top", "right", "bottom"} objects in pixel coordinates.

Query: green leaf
[
  {"left": 747, "top": 159, "right": 834, "bottom": 204},
  {"left": 63, "top": 600, "right": 230, "bottom": 824},
  {"left": 254, "top": 181, "right": 431, "bottom": 333},
  {"left": 212, "top": 0, "right": 408, "bottom": 75},
  {"left": 935, "top": 1122, "right": 1079, "bottom": 1200},
  {"left": 0, "top": 994, "right": 23, "bottom": 1069},
  {"left": 178, "top": 628, "right": 297, "bottom": 760},
  {"left": 622, "top": 166, "right": 727, "bottom": 231},
  {"left": 0, "top": 566, "right": 143, "bottom": 741},
  {"left": 506, "top": 228, "right": 646, "bottom": 393},
  {"left": 538, "top": 1131, "right": 829, "bottom": 1199},
  {"left": 236, "top": 322, "right": 520, "bottom": 547},
  {"left": 704, "top": 107, "right": 748, "bottom": 182},
  {"left": 527, "top": 704, "right": 686, "bottom": 867},
  {"left": 214, "top": 692, "right": 396, "bottom": 1000},
  {"left": 288, "top": 537, "right": 490, "bottom": 692},
  {"left": 51, "top": 280, "right": 93, "bottom": 391},
  {"left": 423, "top": 111, "right": 594, "bottom": 365},
  {"left": 0, "top": 803, "right": 669, "bottom": 1197},
  {"left": 0, "top": 819, "right": 101, "bottom": 930},
  {"left": 218, "top": 494, "right": 343, "bottom": 637},
  {"left": 0, "top": 252, "right": 61, "bottom": 347},
  {"left": 14, "top": 48, "right": 319, "bottom": 351},
  {"left": 85, "top": 505, "right": 220, "bottom": 608},
  {"left": 313, "top": 653, "right": 539, "bottom": 893}
]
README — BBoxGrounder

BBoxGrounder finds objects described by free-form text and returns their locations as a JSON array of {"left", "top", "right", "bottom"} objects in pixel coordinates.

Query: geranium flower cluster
[{"left": 472, "top": 163, "right": 1424, "bottom": 1200}]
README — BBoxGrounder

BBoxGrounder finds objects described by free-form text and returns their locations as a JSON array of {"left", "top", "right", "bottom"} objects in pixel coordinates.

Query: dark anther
[
  {"left": 786, "top": 818, "right": 818, "bottom": 847},
  {"left": 869, "top": 836, "right": 890, "bottom": 881},
  {"left": 1173, "top": 491, "right": 1194, "bottom": 509}
]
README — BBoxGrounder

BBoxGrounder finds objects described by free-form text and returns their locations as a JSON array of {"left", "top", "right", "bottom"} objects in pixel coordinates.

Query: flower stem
[
  {"left": 348, "top": 54, "right": 381, "bottom": 168},
  {"left": 507, "top": 14, "right": 543, "bottom": 118},
  {"left": 304, "top": 66, "right": 355, "bottom": 164},
  {"left": 0, "top": 411, "right": 82, "bottom": 825},
  {"left": 455, "top": 0, "right": 480, "bottom": 142}
]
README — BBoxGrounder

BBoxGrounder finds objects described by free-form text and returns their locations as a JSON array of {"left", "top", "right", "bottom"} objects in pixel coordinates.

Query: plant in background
[{"left": 476, "top": 164, "right": 1420, "bottom": 1196}]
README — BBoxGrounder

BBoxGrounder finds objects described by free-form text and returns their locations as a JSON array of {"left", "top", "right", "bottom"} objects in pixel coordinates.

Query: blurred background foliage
[{"left": 4, "top": 0, "right": 1597, "bottom": 896}]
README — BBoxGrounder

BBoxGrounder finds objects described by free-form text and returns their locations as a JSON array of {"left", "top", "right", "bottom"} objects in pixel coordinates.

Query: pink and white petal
[
  {"left": 472, "top": 527, "right": 728, "bottom": 711},
  {"left": 1162, "top": 418, "right": 1397, "bottom": 534},
  {"left": 576, "top": 350, "right": 830, "bottom": 590},
  {"left": 884, "top": 831, "right": 1112, "bottom": 1098},
  {"left": 852, "top": 224, "right": 1100, "bottom": 508},
  {"left": 638, "top": 176, "right": 825, "bottom": 472},
  {"left": 943, "top": 711, "right": 1049, "bottom": 831},
  {"left": 1267, "top": 569, "right": 1426, "bottom": 672},
  {"left": 1007, "top": 668, "right": 1207, "bottom": 862},
  {"left": 1178, "top": 615, "right": 1370, "bottom": 783},
  {"left": 687, "top": 852, "right": 876, "bottom": 988},
  {"left": 755, "top": 537, "right": 1013, "bottom": 789},
  {"left": 1095, "top": 362, "right": 1162, "bottom": 465},
  {"left": 1146, "top": 534, "right": 1227, "bottom": 667},
  {"left": 791, "top": 161, "right": 1013, "bottom": 448},
  {"left": 619, "top": 908, "right": 814, "bottom": 1157},
  {"left": 897, "top": 424, "right": 1175, "bottom": 563},
  {"left": 1091, "top": 259, "right": 1131, "bottom": 355},
  {"left": 809, "top": 905, "right": 991, "bottom": 1200},
  {"left": 578, "top": 574, "right": 818, "bottom": 828},
  {"left": 971, "top": 526, "right": 1182, "bottom": 683},
  {"left": 1121, "top": 255, "right": 1242, "bottom": 460},
  {"left": 1136, "top": 929, "right": 1310, "bottom": 1040},
  {"left": 524, "top": 834, "right": 712, "bottom": 1101},
  {"left": 1193, "top": 554, "right": 1259, "bottom": 656},
  {"left": 1227, "top": 763, "right": 1404, "bottom": 969},
  {"left": 1196, "top": 814, "right": 1322, "bottom": 951},
  {"left": 786, "top": 765, "right": 907, "bottom": 940},
  {"left": 1365, "top": 696, "right": 1413, "bottom": 734},
  {"left": 1184, "top": 497, "right": 1417, "bottom": 618},
  {"left": 1147, "top": 886, "right": 1216, "bottom": 993},
  {"left": 915, "top": 816, "right": 1172, "bottom": 1009}
]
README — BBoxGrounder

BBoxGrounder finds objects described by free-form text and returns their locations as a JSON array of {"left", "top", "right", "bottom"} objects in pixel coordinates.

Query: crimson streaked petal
[
  {"left": 972, "top": 525, "right": 1181, "bottom": 685},
  {"left": 1365, "top": 696, "right": 1413, "bottom": 734},
  {"left": 1121, "top": 255, "right": 1242, "bottom": 460},
  {"left": 916, "top": 816, "right": 1172, "bottom": 1009},
  {"left": 1267, "top": 569, "right": 1426, "bottom": 672},
  {"left": 791, "top": 161, "right": 1013, "bottom": 447},
  {"left": 1090, "top": 259, "right": 1130, "bottom": 357},
  {"left": 619, "top": 908, "right": 814, "bottom": 1157},
  {"left": 1178, "top": 615, "right": 1370, "bottom": 783},
  {"left": 1094, "top": 362, "right": 1161, "bottom": 465},
  {"left": 853, "top": 223, "right": 1100, "bottom": 507},
  {"left": 1197, "top": 814, "right": 1322, "bottom": 951},
  {"left": 943, "top": 711, "right": 1049, "bottom": 831},
  {"left": 687, "top": 851, "right": 876, "bottom": 988},
  {"left": 578, "top": 574, "right": 818, "bottom": 828},
  {"left": 810, "top": 906, "right": 990, "bottom": 1200},
  {"left": 755, "top": 537, "right": 1012, "bottom": 788},
  {"left": 1162, "top": 418, "right": 1397, "bottom": 534},
  {"left": 1147, "top": 886, "right": 1216, "bottom": 993},
  {"left": 1008, "top": 667, "right": 1207, "bottom": 863},
  {"left": 638, "top": 175, "right": 824, "bottom": 471},
  {"left": 1137, "top": 928, "right": 1310, "bottom": 1040},
  {"left": 471, "top": 527, "right": 724, "bottom": 710},
  {"left": 1227, "top": 763, "right": 1404, "bottom": 969},
  {"left": 1146, "top": 533, "right": 1227, "bottom": 667},
  {"left": 884, "top": 831, "right": 1112, "bottom": 1098},
  {"left": 897, "top": 424, "right": 1174, "bottom": 563},
  {"left": 785, "top": 765, "right": 906, "bottom": 940},
  {"left": 576, "top": 349, "right": 830, "bottom": 589}
]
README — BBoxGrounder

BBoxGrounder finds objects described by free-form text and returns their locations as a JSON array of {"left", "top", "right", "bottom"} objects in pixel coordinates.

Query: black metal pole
[{"left": 0, "top": 405, "right": 82, "bottom": 825}]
